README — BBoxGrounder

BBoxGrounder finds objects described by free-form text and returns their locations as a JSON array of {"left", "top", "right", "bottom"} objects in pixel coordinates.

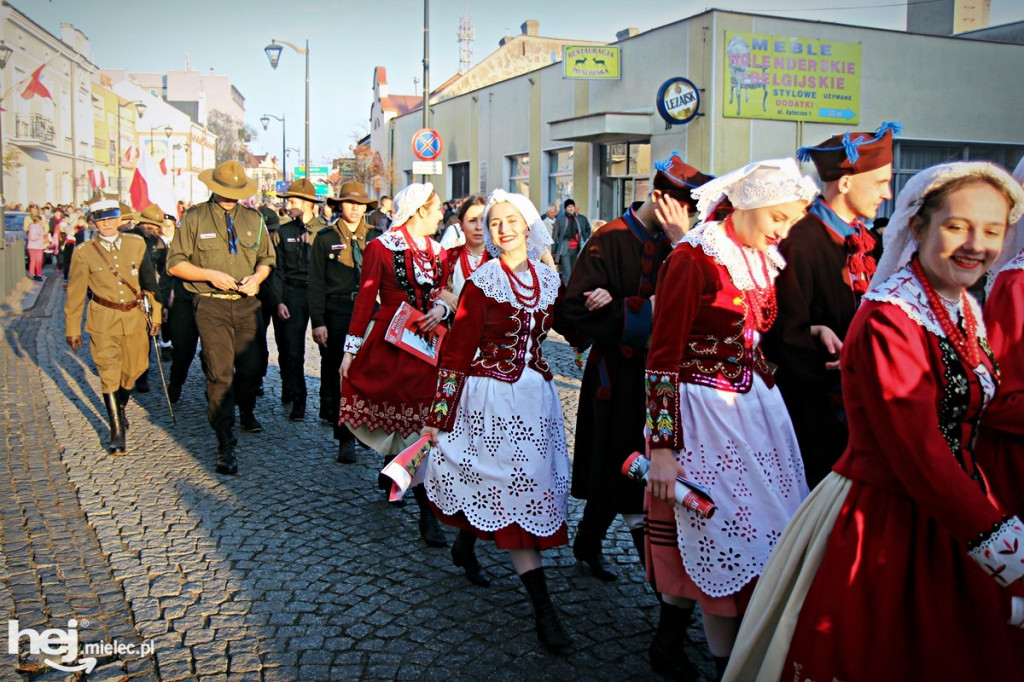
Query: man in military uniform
[
  {"left": 64, "top": 199, "right": 162, "bottom": 453},
  {"left": 309, "top": 181, "right": 373, "bottom": 463},
  {"left": 126, "top": 204, "right": 169, "bottom": 393},
  {"left": 166, "top": 161, "right": 276, "bottom": 475},
  {"left": 274, "top": 178, "right": 326, "bottom": 420}
]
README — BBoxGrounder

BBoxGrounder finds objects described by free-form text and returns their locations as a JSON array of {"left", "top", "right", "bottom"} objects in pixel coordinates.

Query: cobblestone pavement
[{"left": 2, "top": 267, "right": 715, "bottom": 681}]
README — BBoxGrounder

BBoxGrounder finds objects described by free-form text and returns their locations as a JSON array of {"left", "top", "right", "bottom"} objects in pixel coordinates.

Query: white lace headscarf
[
  {"left": 482, "top": 189, "right": 554, "bottom": 259},
  {"left": 692, "top": 158, "right": 818, "bottom": 222},
  {"left": 871, "top": 161, "right": 1024, "bottom": 291},
  {"left": 390, "top": 182, "right": 435, "bottom": 229}
]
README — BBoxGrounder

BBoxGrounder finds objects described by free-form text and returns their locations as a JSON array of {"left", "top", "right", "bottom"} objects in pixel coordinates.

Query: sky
[{"left": 16, "top": 0, "right": 1024, "bottom": 169}]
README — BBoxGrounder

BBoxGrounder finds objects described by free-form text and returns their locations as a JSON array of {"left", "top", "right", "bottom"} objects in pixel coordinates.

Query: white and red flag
[{"left": 129, "top": 147, "right": 177, "bottom": 215}]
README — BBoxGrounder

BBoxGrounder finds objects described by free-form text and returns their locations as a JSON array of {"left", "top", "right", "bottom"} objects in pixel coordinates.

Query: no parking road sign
[{"left": 412, "top": 128, "right": 444, "bottom": 161}]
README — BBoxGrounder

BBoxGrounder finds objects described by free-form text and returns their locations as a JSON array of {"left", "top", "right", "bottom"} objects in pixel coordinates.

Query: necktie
[{"left": 225, "top": 212, "right": 238, "bottom": 255}]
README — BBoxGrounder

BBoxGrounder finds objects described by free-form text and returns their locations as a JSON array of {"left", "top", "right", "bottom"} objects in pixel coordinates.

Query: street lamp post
[
  {"left": 116, "top": 100, "right": 145, "bottom": 200},
  {"left": 0, "top": 40, "right": 13, "bottom": 247},
  {"left": 259, "top": 113, "right": 286, "bottom": 184},
  {"left": 264, "top": 39, "right": 309, "bottom": 176}
]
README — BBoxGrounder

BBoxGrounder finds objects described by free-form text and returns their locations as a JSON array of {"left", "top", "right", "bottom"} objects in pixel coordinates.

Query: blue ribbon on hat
[
  {"left": 653, "top": 151, "right": 715, "bottom": 188},
  {"left": 797, "top": 121, "right": 903, "bottom": 165}
]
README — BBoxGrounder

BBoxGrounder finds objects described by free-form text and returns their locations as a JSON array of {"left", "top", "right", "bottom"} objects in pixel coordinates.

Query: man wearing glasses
[{"left": 167, "top": 161, "right": 276, "bottom": 475}]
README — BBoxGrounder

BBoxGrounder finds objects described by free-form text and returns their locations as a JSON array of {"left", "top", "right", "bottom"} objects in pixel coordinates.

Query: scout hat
[
  {"left": 258, "top": 206, "right": 281, "bottom": 230},
  {"left": 327, "top": 181, "right": 378, "bottom": 209},
  {"left": 135, "top": 204, "right": 166, "bottom": 227},
  {"left": 797, "top": 121, "right": 901, "bottom": 182},
  {"left": 199, "top": 160, "right": 258, "bottom": 200},
  {"left": 279, "top": 178, "right": 322, "bottom": 204},
  {"left": 652, "top": 152, "right": 716, "bottom": 210},
  {"left": 88, "top": 199, "right": 121, "bottom": 222}
]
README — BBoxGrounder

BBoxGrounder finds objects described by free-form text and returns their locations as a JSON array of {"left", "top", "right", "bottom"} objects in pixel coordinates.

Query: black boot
[
  {"left": 215, "top": 431, "right": 238, "bottom": 475},
  {"left": 135, "top": 372, "right": 150, "bottom": 393},
  {"left": 715, "top": 656, "right": 730, "bottom": 681},
  {"left": 168, "top": 382, "right": 182, "bottom": 404},
  {"left": 649, "top": 601, "right": 698, "bottom": 681},
  {"left": 451, "top": 530, "right": 490, "bottom": 587},
  {"left": 102, "top": 393, "right": 126, "bottom": 453},
  {"left": 629, "top": 526, "right": 647, "bottom": 571},
  {"left": 117, "top": 387, "right": 131, "bottom": 431},
  {"left": 519, "top": 567, "right": 571, "bottom": 652},
  {"left": 336, "top": 437, "right": 357, "bottom": 464},
  {"left": 412, "top": 484, "right": 447, "bottom": 547},
  {"left": 288, "top": 395, "right": 306, "bottom": 422},
  {"left": 573, "top": 507, "right": 617, "bottom": 582},
  {"left": 239, "top": 409, "right": 263, "bottom": 433}
]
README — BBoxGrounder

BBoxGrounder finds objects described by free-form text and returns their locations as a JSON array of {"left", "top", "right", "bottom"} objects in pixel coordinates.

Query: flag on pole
[
  {"left": 129, "top": 146, "right": 177, "bottom": 215},
  {"left": 21, "top": 64, "right": 53, "bottom": 101}
]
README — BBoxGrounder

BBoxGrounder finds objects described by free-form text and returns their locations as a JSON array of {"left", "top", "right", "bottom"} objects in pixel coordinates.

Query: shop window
[
  {"left": 548, "top": 148, "right": 573, "bottom": 208},
  {"left": 507, "top": 153, "right": 529, "bottom": 195},
  {"left": 450, "top": 162, "right": 470, "bottom": 198}
]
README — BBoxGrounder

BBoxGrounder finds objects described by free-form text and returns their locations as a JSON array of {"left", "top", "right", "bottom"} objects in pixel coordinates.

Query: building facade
[
  {"left": 371, "top": 9, "right": 1024, "bottom": 222},
  {"left": 1, "top": 3, "right": 97, "bottom": 206}
]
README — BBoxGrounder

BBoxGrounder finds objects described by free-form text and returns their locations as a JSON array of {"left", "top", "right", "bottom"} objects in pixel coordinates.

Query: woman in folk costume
[
  {"left": 643, "top": 159, "right": 816, "bottom": 680},
  {"left": 340, "top": 183, "right": 451, "bottom": 548},
  {"left": 420, "top": 190, "right": 572, "bottom": 651},
  {"left": 443, "top": 195, "right": 490, "bottom": 299},
  {"left": 724, "top": 162, "right": 1024, "bottom": 682},
  {"left": 976, "top": 156, "right": 1024, "bottom": 519}
]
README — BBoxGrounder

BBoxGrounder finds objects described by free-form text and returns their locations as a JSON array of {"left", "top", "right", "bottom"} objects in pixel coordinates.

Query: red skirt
[
  {"left": 430, "top": 504, "right": 568, "bottom": 551},
  {"left": 782, "top": 480, "right": 1024, "bottom": 681},
  {"left": 645, "top": 492, "right": 755, "bottom": 616}
]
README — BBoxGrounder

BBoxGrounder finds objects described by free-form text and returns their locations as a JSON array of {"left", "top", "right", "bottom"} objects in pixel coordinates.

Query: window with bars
[{"left": 885, "top": 141, "right": 1024, "bottom": 217}]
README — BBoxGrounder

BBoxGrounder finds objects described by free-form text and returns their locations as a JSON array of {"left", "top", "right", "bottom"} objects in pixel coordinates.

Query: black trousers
[
  {"left": 194, "top": 296, "right": 262, "bottom": 434},
  {"left": 168, "top": 294, "right": 201, "bottom": 389},
  {"left": 61, "top": 242, "right": 76, "bottom": 281},
  {"left": 319, "top": 295, "right": 355, "bottom": 443},
  {"left": 281, "top": 284, "right": 310, "bottom": 400}
]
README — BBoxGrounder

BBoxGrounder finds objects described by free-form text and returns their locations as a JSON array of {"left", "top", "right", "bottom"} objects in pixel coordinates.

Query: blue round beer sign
[{"left": 657, "top": 77, "right": 701, "bottom": 126}]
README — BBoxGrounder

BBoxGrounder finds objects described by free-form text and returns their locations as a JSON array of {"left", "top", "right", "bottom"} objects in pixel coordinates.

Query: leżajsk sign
[
  {"left": 563, "top": 45, "right": 621, "bottom": 80},
  {"left": 723, "top": 32, "right": 861, "bottom": 124}
]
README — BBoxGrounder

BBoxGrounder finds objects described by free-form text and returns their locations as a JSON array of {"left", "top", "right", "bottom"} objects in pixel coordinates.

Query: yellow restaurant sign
[
  {"left": 563, "top": 45, "right": 621, "bottom": 80},
  {"left": 723, "top": 32, "right": 862, "bottom": 124}
]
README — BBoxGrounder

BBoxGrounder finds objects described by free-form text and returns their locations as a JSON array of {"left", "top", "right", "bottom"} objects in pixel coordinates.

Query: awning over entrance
[{"left": 548, "top": 111, "right": 652, "bottom": 143}]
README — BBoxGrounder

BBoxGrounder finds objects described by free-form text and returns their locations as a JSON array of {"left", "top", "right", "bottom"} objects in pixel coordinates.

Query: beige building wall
[{"left": 376, "top": 9, "right": 1024, "bottom": 221}]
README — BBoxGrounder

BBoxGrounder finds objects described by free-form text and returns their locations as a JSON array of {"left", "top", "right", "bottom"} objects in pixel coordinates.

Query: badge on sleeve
[{"left": 331, "top": 243, "right": 346, "bottom": 250}]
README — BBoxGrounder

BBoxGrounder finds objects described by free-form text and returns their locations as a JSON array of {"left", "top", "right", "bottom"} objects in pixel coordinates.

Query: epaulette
[{"left": 316, "top": 226, "right": 333, "bottom": 236}]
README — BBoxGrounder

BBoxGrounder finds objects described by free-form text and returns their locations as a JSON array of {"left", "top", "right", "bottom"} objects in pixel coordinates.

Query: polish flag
[
  {"left": 21, "top": 64, "right": 53, "bottom": 101},
  {"left": 87, "top": 169, "right": 108, "bottom": 189},
  {"left": 129, "top": 146, "right": 177, "bottom": 215}
]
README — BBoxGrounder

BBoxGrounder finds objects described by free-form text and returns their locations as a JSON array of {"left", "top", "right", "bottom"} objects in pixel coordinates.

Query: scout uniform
[
  {"left": 309, "top": 181, "right": 373, "bottom": 461},
  {"left": 166, "top": 161, "right": 275, "bottom": 475},
  {"left": 64, "top": 200, "right": 161, "bottom": 453},
  {"left": 274, "top": 178, "right": 326, "bottom": 420}
]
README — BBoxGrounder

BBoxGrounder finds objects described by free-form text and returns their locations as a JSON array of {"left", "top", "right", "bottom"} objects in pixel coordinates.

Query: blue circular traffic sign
[{"left": 412, "top": 128, "right": 444, "bottom": 161}]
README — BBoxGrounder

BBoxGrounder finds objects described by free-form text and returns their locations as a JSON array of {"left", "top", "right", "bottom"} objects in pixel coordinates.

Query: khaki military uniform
[{"left": 64, "top": 234, "right": 162, "bottom": 393}]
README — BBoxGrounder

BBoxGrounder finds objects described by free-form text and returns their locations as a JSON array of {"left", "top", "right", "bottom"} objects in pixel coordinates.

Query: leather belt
[
  {"left": 91, "top": 293, "right": 142, "bottom": 311},
  {"left": 327, "top": 292, "right": 358, "bottom": 301},
  {"left": 198, "top": 292, "right": 245, "bottom": 300}
]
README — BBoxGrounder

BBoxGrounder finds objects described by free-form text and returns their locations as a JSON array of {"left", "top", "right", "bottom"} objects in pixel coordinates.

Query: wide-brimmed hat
[
  {"left": 279, "top": 178, "right": 322, "bottom": 204},
  {"left": 135, "top": 204, "right": 166, "bottom": 227},
  {"left": 327, "top": 181, "right": 378, "bottom": 209},
  {"left": 199, "top": 161, "right": 258, "bottom": 200}
]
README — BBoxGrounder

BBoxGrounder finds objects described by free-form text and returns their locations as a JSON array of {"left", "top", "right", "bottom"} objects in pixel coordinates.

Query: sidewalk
[{"left": 1, "top": 266, "right": 714, "bottom": 681}]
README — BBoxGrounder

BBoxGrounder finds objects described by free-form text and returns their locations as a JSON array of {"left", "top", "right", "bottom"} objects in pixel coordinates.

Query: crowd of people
[{"left": 51, "top": 119, "right": 1024, "bottom": 680}]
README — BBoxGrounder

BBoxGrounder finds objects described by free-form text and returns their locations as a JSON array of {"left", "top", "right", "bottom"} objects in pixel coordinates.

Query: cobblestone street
[{"left": 1, "top": 268, "right": 713, "bottom": 681}]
